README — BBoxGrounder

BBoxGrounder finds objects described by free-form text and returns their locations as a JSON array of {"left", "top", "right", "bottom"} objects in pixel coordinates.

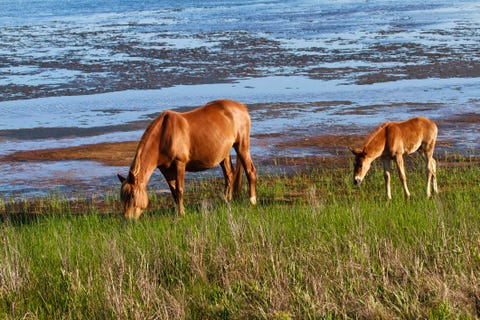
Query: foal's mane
[{"left": 363, "top": 122, "right": 389, "bottom": 149}]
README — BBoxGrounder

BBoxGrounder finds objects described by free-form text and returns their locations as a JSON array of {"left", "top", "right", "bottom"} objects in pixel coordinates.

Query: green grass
[{"left": 0, "top": 155, "right": 479, "bottom": 319}]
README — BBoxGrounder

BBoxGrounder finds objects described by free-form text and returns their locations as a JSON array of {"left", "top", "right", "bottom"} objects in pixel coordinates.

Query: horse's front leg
[
  {"left": 160, "top": 168, "right": 178, "bottom": 203},
  {"left": 395, "top": 154, "right": 411, "bottom": 199},
  {"left": 166, "top": 179, "right": 178, "bottom": 202},
  {"left": 220, "top": 155, "right": 234, "bottom": 201},
  {"left": 382, "top": 158, "right": 392, "bottom": 200},
  {"left": 175, "top": 161, "right": 186, "bottom": 217}
]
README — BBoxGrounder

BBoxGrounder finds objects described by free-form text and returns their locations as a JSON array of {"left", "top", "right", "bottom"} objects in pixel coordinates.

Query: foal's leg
[
  {"left": 382, "top": 158, "right": 392, "bottom": 200},
  {"left": 423, "top": 141, "right": 438, "bottom": 198},
  {"left": 220, "top": 155, "right": 234, "bottom": 201},
  {"left": 426, "top": 155, "right": 438, "bottom": 197},
  {"left": 431, "top": 157, "right": 438, "bottom": 194},
  {"left": 395, "top": 154, "right": 411, "bottom": 199},
  {"left": 234, "top": 143, "right": 257, "bottom": 205}
]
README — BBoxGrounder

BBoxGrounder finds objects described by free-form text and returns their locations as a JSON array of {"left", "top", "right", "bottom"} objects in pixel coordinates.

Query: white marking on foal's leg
[
  {"left": 385, "top": 172, "right": 392, "bottom": 200},
  {"left": 432, "top": 158, "right": 439, "bottom": 194},
  {"left": 426, "top": 173, "right": 432, "bottom": 198},
  {"left": 250, "top": 196, "right": 257, "bottom": 205},
  {"left": 382, "top": 158, "right": 393, "bottom": 200},
  {"left": 426, "top": 157, "right": 439, "bottom": 198}
]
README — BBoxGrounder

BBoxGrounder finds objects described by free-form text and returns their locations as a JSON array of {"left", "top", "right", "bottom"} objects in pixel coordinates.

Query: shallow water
[
  {"left": 1, "top": 75, "right": 478, "bottom": 151},
  {"left": 0, "top": 0, "right": 479, "bottom": 198}
]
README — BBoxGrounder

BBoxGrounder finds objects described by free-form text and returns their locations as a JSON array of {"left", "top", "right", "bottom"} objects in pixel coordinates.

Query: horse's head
[
  {"left": 117, "top": 173, "right": 149, "bottom": 219},
  {"left": 350, "top": 148, "right": 372, "bottom": 186}
]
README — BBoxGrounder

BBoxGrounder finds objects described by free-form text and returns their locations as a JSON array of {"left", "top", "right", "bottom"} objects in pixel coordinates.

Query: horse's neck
[
  {"left": 130, "top": 144, "right": 158, "bottom": 186},
  {"left": 130, "top": 112, "right": 169, "bottom": 186}
]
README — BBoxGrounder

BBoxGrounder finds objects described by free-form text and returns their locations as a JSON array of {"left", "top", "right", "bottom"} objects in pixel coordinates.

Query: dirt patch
[{"left": 1, "top": 141, "right": 138, "bottom": 167}]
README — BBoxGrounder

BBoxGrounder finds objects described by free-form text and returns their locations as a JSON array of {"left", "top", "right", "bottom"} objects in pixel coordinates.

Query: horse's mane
[
  {"left": 129, "top": 112, "right": 169, "bottom": 179},
  {"left": 129, "top": 147, "right": 143, "bottom": 178},
  {"left": 363, "top": 122, "right": 389, "bottom": 149}
]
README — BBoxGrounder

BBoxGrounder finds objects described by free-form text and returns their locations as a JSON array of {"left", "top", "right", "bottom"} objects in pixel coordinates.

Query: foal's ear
[
  {"left": 349, "top": 147, "right": 362, "bottom": 156},
  {"left": 117, "top": 174, "right": 126, "bottom": 183}
]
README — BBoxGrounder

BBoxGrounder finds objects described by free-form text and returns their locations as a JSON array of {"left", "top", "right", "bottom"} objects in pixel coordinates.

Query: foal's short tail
[{"left": 232, "top": 158, "right": 243, "bottom": 198}]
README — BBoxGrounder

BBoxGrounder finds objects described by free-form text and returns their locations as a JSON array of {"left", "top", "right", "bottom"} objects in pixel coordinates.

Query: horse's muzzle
[{"left": 354, "top": 177, "right": 362, "bottom": 186}]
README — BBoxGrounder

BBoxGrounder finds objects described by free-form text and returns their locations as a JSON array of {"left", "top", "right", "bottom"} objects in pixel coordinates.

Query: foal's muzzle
[{"left": 354, "top": 177, "right": 362, "bottom": 186}]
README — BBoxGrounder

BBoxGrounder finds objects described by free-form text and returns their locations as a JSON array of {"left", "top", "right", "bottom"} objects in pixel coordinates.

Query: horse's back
[
  {"left": 189, "top": 99, "right": 249, "bottom": 124},
  {"left": 184, "top": 99, "right": 251, "bottom": 138},
  {"left": 160, "top": 100, "right": 251, "bottom": 169}
]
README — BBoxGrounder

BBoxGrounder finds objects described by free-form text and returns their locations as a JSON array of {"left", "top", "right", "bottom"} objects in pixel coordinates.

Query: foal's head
[
  {"left": 117, "top": 173, "right": 149, "bottom": 219},
  {"left": 350, "top": 148, "right": 373, "bottom": 186}
]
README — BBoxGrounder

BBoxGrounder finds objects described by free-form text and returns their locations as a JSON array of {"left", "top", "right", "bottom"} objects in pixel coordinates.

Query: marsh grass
[{"left": 0, "top": 154, "right": 479, "bottom": 319}]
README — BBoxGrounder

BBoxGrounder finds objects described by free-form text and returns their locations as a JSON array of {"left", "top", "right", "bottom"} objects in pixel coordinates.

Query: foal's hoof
[{"left": 250, "top": 196, "right": 257, "bottom": 206}]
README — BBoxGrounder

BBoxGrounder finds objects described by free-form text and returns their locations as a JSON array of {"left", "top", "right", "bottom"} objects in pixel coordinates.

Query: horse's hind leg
[
  {"left": 220, "top": 155, "right": 234, "bottom": 201},
  {"left": 234, "top": 143, "right": 257, "bottom": 205}
]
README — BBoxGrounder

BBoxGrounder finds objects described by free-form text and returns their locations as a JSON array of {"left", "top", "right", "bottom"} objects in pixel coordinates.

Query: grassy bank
[{"left": 0, "top": 155, "right": 479, "bottom": 319}]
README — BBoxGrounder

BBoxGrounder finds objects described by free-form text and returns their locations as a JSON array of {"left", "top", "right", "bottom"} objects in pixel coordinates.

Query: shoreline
[
  {"left": 0, "top": 132, "right": 467, "bottom": 167},
  {"left": 0, "top": 132, "right": 477, "bottom": 201}
]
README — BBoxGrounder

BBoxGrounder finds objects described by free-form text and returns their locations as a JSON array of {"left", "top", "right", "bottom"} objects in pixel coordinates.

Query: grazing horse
[
  {"left": 118, "top": 99, "right": 257, "bottom": 219},
  {"left": 350, "top": 116, "right": 438, "bottom": 199}
]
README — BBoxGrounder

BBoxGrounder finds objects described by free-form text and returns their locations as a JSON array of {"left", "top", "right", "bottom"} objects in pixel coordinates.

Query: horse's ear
[
  {"left": 128, "top": 170, "right": 138, "bottom": 184},
  {"left": 117, "top": 174, "right": 126, "bottom": 183}
]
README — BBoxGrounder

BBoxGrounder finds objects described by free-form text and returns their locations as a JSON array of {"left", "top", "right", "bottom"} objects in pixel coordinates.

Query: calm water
[{"left": 0, "top": 0, "right": 479, "bottom": 197}]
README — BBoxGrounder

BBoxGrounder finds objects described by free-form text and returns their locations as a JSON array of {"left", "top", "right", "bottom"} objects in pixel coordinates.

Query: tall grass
[{"left": 0, "top": 155, "right": 479, "bottom": 319}]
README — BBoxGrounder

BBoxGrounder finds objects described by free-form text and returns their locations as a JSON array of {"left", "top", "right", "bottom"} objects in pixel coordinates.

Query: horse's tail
[{"left": 232, "top": 158, "right": 243, "bottom": 198}]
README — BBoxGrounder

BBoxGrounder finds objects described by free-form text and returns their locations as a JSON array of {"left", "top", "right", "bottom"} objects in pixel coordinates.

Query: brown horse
[
  {"left": 350, "top": 116, "right": 438, "bottom": 199},
  {"left": 118, "top": 99, "right": 257, "bottom": 219}
]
